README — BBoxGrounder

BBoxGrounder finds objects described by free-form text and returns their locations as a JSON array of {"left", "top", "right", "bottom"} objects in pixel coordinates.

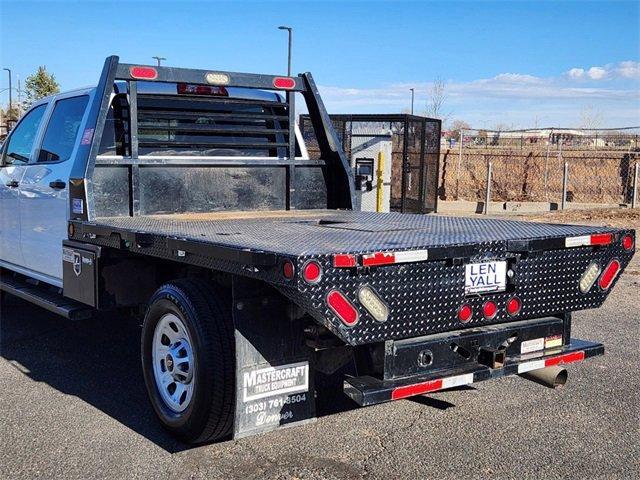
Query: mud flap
[{"left": 232, "top": 276, "right": 316, "bottom": 439}]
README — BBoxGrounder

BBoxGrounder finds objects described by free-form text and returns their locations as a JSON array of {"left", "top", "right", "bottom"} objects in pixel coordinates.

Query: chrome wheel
[{"left": 152, "top": 313, "right": 195, "bottom": 412}]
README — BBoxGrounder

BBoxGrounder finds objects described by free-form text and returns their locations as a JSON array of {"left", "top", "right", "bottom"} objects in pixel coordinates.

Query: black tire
[{"left": 141, "top": 279, "right": 235, "bottom": 444}]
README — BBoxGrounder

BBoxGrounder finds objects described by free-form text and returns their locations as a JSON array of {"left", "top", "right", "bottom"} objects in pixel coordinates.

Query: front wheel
[{"left": 141, "top": 279, "right": 235, "bottom": 444}]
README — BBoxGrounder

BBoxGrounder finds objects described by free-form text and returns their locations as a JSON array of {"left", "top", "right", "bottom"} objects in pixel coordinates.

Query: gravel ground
[{"left": 1, "top": 209, "right": 638, "bottom": 479}]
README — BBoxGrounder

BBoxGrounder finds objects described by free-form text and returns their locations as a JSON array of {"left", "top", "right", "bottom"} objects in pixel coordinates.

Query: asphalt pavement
[{"left": 1, "top": 258, "right": 639, "bottom": 479}]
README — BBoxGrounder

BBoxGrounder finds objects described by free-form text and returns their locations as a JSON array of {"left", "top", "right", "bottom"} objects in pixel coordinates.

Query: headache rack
[{"left": 68, "top": 56, "right": 356, "bottom": 222}]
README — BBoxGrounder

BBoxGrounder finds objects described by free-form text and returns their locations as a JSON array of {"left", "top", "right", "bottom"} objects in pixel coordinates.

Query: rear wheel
[{"left": 141, "top": 279, "right": 235, "bottom": 443}]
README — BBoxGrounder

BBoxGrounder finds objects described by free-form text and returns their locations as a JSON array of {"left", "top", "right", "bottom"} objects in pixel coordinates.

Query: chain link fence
[{"left": 439, "top": 127, "right": 640, "bottom": 209}]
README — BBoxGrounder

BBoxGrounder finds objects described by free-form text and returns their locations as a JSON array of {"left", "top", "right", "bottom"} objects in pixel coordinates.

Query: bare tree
[
  {"left": 448, "top": 120, "right": 471, "bottom": 140},
  {"left": 425, "top": 77, "right": 449, "bottom": 123}
]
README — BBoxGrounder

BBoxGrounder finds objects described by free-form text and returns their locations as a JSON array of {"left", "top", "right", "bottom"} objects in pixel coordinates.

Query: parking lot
[{"left": 1, "top": 210, "right": 639, "bottom": 480}]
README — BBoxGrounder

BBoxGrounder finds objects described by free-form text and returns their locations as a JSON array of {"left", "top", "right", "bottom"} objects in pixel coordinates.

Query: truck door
[
  {"left": 0, "top": 104, "right": 48, "bottom": 268},
  {"left": 19, "top": 94, "right": 89, "bottom": 282}
]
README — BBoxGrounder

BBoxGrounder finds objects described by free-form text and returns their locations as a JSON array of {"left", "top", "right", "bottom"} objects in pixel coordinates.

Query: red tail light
[
  {"left": 129, "top": 66, "right": 158, "bottom": 80},
  {"left": 302, "top": 261, "right": 322, "bottom": 283},
  {"left": 622, "top": 234, "right": 634, "bottom": 251},
  {"left": 598, "top": 259, "right": 620, "bottom": 290},
  {"left": 326, "top": 290, "right": 359, "bottom": 326},
  {"left": 482, "top": 301, "right": 498, "bottom": 319},
  {"left": 506, "top": 296, "right": 521, "bottom": 316},
  {"left": 458, "top": 304, "right": 473, "bottom": 323},
  {"left": 273, "top": 77, "right": 296, "bottom": 89},
  {"left": 282, "top": 260, "right": 295, "bottom": 280}
]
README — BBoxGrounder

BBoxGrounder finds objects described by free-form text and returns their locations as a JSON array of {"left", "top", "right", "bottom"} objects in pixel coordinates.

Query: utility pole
[
  {"left": 152, "top": 56, "right": 166, "bottom": 67},
  {"left": 409, "top": 88, "right": 415, "bottom": 115},
  {"left": 17, "top": 76, "right": 21, "bottom": 117},
  {"left": 278, "top": 26, "right": 293, "bottom": 76},
  {"left": 3, "top": 68, "right": 12, "bottom": 125}
]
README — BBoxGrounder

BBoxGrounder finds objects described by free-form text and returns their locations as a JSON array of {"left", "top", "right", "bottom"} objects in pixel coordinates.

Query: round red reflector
[
  {"left": 129, "top": 66, "right": 158, "bottom": 80},
  {"left": 327, "top": 290, "right": 359, "bottom": 326},
  {"left": 273, "top": 77, "right": 296, "bottom": 89},
  {"left": 282, "top": 260, "right": 295, "bottom": 280},
  {"left": 482, "top": 301, "right": 498, "bottom": 319},
  {"left": 506, "top": 297, "right": 521, "bottom": 316},
  {"left": 622, "top": 234, "right": 634, "bottom": 251},
  {"left": 302, "top": 261, "right": 322, "bottom": 283},
  {"left": 458, "top": 304, "right": 473, "bottom": 323},
  {"left": 598, "top": 259, "right": 621, "bottom": 290}
]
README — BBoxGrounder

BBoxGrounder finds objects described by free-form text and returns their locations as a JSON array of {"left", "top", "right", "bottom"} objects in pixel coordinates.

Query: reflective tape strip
[
  {"left": 394, "top": 249, "right": 429, "bottom": 264},
  {"left": 441, "top": 373, "right": 474, "bottom": 389},
  {"left": 362, "top": 252, "right": 396, "bottom": 267},
  {"left": 392, "top": 372, "right": 475, "bottom": 400},
  {"left": 518, "top": 350, "right": 585, "bottom": 373},
  {"left": 362, "top": 249, "right": 429, "bottom": 267},
  {"left": 566, "top": 233, "right": 613, "bottom": 248},
  {"left": 517, "top": 359, "right": 546, "bottom": 374},
  {"left": 545, "top": 350, "right": 585, "bottom": 366},
  {"left": 565, "top": 235, "right": 591, "bottom": 248}
]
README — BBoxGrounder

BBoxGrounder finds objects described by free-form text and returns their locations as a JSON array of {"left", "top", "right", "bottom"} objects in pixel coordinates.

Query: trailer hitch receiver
[{"left": 478, "top": 346, "right": 506, "bottom": 369}]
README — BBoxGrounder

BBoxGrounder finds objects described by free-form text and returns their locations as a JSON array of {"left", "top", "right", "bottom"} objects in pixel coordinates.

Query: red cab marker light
[
  {"left": 302, "top": 261, "right": 322, "bottom": 283},
  {"left": 598, "top": 259, "right": 621, "bottom": 290},
  {"left": 282, "top": 260, "right": 295, "bottom": 280},
  {"left": 482, "top": 301, "right": 498, "bottom": 320},
  {"left": 506, "top": 296, "right": 521, "bottom": 316},
  {"left": 273, "top": 77, "right": 296, "bottom": 89},
  {"left": 622, "top": 234, "right": 634, "bottom": 251},
  {"left": 177, "top": 83, "right": 228, "bottom": 96},
  {"left": 333, "top": 254, "right": 357, "bottom": 268},
  {"left": 129, "top": 66, "right": 158, "bottom": 80},
  {"left": 326, "top": 290, "right": 359, "bottom": 326},
  {"left": 458, "top": 304, "right": 473, "bottom": 323}
]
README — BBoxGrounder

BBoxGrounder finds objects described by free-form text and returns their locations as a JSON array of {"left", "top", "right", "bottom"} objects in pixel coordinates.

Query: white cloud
[
  {"left": 587, "top": 66, "right": 608, "bottom": 80},
  {"left": 315, "top": 61, "right": 640, "bottom": 128},
  {"left": 617, "top": 61, "right": 640, "bottom": 79},
  {"left": 565, "top": 61, "right": 640, "bottom": 81},
  {"left": 567, "top": 68, "right": 585, "bottom": 79}
]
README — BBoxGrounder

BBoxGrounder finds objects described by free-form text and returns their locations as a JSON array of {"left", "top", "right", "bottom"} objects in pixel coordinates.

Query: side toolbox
[{"left": 63, "top": 240, "right": 101, "bottom": 307}]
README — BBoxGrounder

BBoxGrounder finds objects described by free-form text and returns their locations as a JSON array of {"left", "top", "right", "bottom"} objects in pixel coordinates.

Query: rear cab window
[{"left": 37, "top": 95, "right": 89, "bottom": 163}]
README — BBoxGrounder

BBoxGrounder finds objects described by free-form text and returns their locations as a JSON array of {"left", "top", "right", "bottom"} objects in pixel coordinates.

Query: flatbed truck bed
[{"left": 76, "top": 210, "right": 622, "bottom": 255}]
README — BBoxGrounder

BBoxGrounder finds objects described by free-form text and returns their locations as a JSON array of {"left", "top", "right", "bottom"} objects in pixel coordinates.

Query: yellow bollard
[{"left": 376, "top": 150, "right": 384, "bottom": 212}]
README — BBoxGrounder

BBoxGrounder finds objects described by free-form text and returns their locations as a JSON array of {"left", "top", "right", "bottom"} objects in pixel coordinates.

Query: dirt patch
[{"left": 516, "top": 207, "right": 640, "bottom": 231}]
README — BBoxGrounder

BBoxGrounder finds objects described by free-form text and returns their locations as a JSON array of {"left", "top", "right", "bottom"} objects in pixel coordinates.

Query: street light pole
[
  {"left": 409, "top": 88, "right": 414, "bottom": 115},
  {"left": 3, "top": 68, "right": 12, "bottom": 123},
  {"left": 278, "top": 26, "right": 293, "bottom": 76},
  {"left": 152, "top": 56, "right": 166, "bottom": 67}
]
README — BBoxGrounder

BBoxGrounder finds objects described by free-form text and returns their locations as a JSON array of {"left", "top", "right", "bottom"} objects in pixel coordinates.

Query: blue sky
[{"left": 1, "top": 0, "right": 639, "bottom": 128}]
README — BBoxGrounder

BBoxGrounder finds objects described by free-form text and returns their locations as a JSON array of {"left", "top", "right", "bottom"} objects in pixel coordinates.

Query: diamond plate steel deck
[
  {"left": 81, "top": 210, "right": 623, "bottom": 255},
  {"left": 70, "top": 210, "right": 635, "bottom": 345}
]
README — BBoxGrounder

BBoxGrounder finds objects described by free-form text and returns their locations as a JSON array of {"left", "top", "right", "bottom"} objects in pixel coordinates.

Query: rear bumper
[{"left": 344, "top": 338, "right": 603, "bottom": 406}]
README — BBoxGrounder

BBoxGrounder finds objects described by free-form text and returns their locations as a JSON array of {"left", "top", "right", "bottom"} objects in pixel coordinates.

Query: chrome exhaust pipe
[{"left": 519, "top": 366, "right": 567, "bottom": 389}]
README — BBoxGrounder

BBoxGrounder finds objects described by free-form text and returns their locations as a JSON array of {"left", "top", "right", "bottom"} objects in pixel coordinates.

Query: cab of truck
[{"left": 0, "top": 82, "right": 312, "bottom": 287}]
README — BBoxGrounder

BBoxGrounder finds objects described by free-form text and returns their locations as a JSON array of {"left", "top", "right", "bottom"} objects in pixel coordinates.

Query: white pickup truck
[{"left": 1, "top": 57, "right": 635, "bottom": 444}]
